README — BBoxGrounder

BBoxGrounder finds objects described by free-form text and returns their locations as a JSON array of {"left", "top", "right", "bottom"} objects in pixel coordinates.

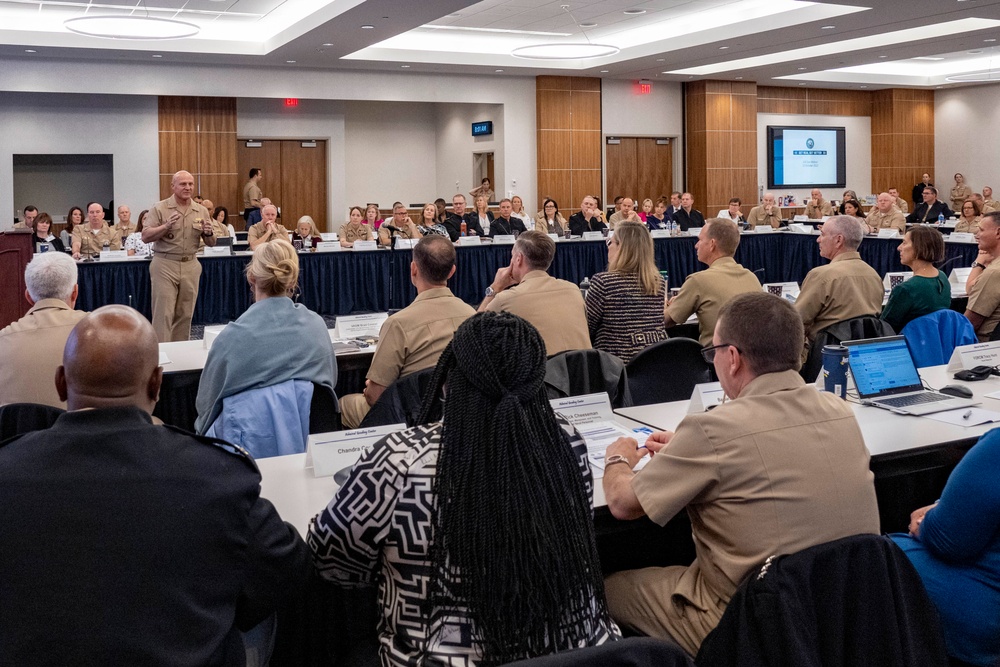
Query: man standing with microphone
[{"left": 142, "top": 170, "right": 215, "bottom": 342}]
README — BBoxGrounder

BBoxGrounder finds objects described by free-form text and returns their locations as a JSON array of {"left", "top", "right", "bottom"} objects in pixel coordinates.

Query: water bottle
[
  {"left": 102, "top": 241, "right": 109, "bottom": 252},
  {"left": 659, "top": 270, "right": 669, "bottom": 290},
  {"left": 460, "top": 221, "right": 467, "bottom": 237},
  {"left": 579, "top": 276, "right": 590, "bottom": 298},
  {"left": 937, "top": 213, "right": 945, "bottom": 226}
]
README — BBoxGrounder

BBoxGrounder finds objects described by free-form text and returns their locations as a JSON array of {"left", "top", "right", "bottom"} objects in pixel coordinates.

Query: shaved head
[{"left": 56, "top": 305, "right": 162, "bottom": 412}]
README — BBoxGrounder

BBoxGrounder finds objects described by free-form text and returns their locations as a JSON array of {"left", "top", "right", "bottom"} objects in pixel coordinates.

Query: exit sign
[
  {"left": 285, "top": 98, "right": 299, "bottom": 107},
  {"left": 636, "top": 81, "right": 652, "bottom": 95}
]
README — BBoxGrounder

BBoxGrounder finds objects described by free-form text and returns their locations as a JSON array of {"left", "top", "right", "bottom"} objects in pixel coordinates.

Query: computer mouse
[{"left": 939, "top": 384, "right": 974, "bottom": 399}]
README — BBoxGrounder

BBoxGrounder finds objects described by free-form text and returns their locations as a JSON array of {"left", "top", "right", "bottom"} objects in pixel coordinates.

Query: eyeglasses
[{"left": 701, "top": 342, "right": 739, "bottom": 363}]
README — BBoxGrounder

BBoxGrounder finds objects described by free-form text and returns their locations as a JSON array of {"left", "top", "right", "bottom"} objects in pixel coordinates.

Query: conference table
[{"left": 75, "top": 231, "right": 982, "bottom": 324}]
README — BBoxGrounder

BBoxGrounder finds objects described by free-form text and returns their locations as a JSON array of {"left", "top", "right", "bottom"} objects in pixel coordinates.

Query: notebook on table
[{"left": 843, "top": 336, "right": 978, "bottom": 415}]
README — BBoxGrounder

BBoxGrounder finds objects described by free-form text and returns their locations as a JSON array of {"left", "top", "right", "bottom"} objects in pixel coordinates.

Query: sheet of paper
[
  {"left": 579, "top": 421, "right": 651, "bottom": 478},
  {"left": 924, "top": 407, "right": 1000, "bottom": 427},
  {"left": 983, "top": 390, "right": 1000, "bottom": 400},
  {"left": 158, "top": 348, "right": 171, "bottom": 365}
]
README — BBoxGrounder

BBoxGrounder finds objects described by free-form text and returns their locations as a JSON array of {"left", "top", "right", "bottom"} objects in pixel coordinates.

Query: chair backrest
[
  {"left": 205, "top": 379, "right": 313, "bottom": 459},
  {"left": 625, "top": 338, "right": 711, "bottom": 406},
  {"left": 0, "top": 403, "right": 64, "bottom": 442},
  {"left": 308, "top": 382, "right": 341, "bottom": 433},
  {"left": 358, "top": 367, "right": 437, "bottom": 429},
  {"left": 501, "top": 637, "right": 693, "bottom": 667},
  {"left": 544, "top": 349, "right": 632, "bottom": 409},
  {"left": 696, "top": 534, "right": 949, "bottom": 667},
  {"left": 801, "top": 316, "right": 895, "bottom": 382},
  {"left": 901, "top": 309, "right": 978, "bottom": 368}
]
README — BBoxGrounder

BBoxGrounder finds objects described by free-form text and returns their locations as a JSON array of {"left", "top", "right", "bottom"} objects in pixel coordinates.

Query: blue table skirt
[{"left": 76, "top": 235, "right": 979, "bottom": 323}]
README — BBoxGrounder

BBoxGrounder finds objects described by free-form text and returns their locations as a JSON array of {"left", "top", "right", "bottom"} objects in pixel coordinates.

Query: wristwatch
[
  {"left": 973, "top": 261, "right": 987, "bottom": 270},
  {"left": 605, "top": 454, "right": 632, "bottom": 468},
  {"left": 484, "top": 286, "right": 496, "bottom": 298}
]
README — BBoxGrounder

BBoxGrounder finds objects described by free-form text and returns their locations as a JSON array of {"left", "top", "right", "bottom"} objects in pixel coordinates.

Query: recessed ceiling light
[
  {"left": 821, "top": 25, "right": 836, "bottom": 30},
  {"left": 912, "top": 56, "right": 945, "bottom": 60},
  {"left": 878, "top": 54, "right": 888, "bottom": 58},
  {"left": 64, "top": 16, "right": 198, "bottom": 39},
  {"left": 798, "top": 82, "right": 806, "bottom": 86},
  {"left": 624, "top": 9, "right": 646, "bottom": 15},
  {"left": 24, "top": 49, "right": 36, "bottom": 53},
  {"left": 152, "top": 54, "right": 162, "bottom": 58},
  {"left": 656, "top": 58, "right": 664, "bottom": 62},
  {"left": 600, "top": 70, "right": 609, "bottom": 73},
  {"left": 719, "top": 46, "right": 729, "bottom": 50},
  {"left": 401, "top": 64, "right": 410, "bottom": 68},
  {"left": 512, "top": 43, "right": 620, "bottom": 59},
  {"left": 322, "top": 43, "right": 333, "bottom": 46},
  {"left": 447, "top": 13, "right": 461, "bottom": 17},
  {"left": 735, "top": 76, "right": 743, "bottom": 79},
  {"left": 860, "top": 85, "right": 868, "bottom": 88},
  {"left": 495, "top": 69, "right": 503, "bottom": 72},
  {"left": 580, "top": 22, "right": 597, "bottom": 28},
  {"left": 797, "top": 67, "right": 807, "bottom": 70},
  {"left": 286, "top": 60, "right": 296, "bottom": 63},
  {"left": 361, "top": 25, "right": 374, "bottom": 29},
  {"left": 986, "top": 38, "right": 997, "bottom": 42}
]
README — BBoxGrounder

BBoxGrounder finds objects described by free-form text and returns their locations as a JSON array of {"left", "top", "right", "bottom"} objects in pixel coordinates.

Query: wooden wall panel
[
  {"left": 158, "top": 97, "right": 198, "bottom": 132},
  {"left": 158, "top": 131, "right": 198, "bottom": 179},
  {"left": 536, "top": 76, "right": 601, "bottom": 215},
  {"left": 870, "top": 88, "right": 934, "bottom": 195}
]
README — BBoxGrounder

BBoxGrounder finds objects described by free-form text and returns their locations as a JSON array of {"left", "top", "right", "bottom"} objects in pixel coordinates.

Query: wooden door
[
  {"left": 236, "top": 140, "right": 283, "bottom": 221},
  {"left": 605, "top": 137, "right": 674, "bottom": 207},
  {"left": 486, "top": 153, "right": 495, "bottom": 198},
  {"left": 280, "top": 140, "right": 327, "bottom": 231}
]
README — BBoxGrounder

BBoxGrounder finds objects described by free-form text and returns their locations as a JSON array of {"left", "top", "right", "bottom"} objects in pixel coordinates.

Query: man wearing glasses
[{"left": 600, "top": 292, "right": 880, "bottom": 657}]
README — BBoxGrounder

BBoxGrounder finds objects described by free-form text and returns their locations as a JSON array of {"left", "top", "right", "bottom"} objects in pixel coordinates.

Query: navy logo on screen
[{"left": 806, "top": 138, "right": 815, "bottom": 149}]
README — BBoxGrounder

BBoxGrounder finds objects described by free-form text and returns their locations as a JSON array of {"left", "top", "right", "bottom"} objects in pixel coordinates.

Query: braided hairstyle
[{"left": 417, "top": 312, "right": 612, "bottom": 665}]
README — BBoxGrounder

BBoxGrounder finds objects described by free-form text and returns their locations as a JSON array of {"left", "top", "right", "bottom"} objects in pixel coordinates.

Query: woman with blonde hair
[
  {"left": 194, "top": 238, "right": 336, "bottom": 435},
  {"left": 638, "top": 198, "right": 654, "bottom": 223},
  {"left": 511, "top": 195, "right": 534, "bottom": 230},
  {"left": 585, "top": 222, "right": 668, "bottom": 362}
]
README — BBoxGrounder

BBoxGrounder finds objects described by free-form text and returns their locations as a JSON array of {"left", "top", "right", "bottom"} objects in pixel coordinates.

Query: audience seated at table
[
  {"left": 378, "top": 202, "right": 423, "bottom": 246},
  {"left": 467, "top": 194, "right": 495, "bottom": 236},
  {"left": 746, "top": 192, "right": 782, "bottom": 229},
  {"left": 715, "top": 197, "right": 745, "bottom": 224},
  {"left": 124, "top": 209, "right": 153, "bottom": 257},
  {"left": 891, "top": 427, "right": 1000, "bottom": 667},
  {"left": 443, "top": 193, "right": 482, "bottom": 240},
  {"left": 28, "top": 212, "right": 65, "bottom": 253},
  {"left": 908, "top": 186, "right": 954, "bottom": 224},
  {"left": 842, "top": 198, "right": 867, "bottom": 222},
  {"left": 837, "top": 189, "right": 860, "bottom": 215},
  {"left": 805, "top": 188, "right": 834, "bottom": 219},
  {"left": 645, "top": 197, "right": 670, "bottom": 230},
  {"left": 638, "top": 197, "right": 654, "bottom": 223},
  {"left": 336, "top": 208, "right": 373, "bottom": 247},
  {"left": 664, "top": 218, "right": 760, "bottom": 345},
  {"left": 511, "top": 195, "right": 534, "bottom": 231},
  {"left": 866, "top": 192, "right": 907, "bottom": 234},
  {"left": 72, "top": 201, "right": 122, "bottom": 259},
  {"left": 585, "top": 222, "right": 667, "bottom": 363},
  {"left": 310, "top": 312, "right": 620, "bottom": 666},
  {"left": 365, "top": 203, "right": 383, "bottom": 230},
  {"left": 671, "top": 192, "right": 705, "bottom": 231},
  {"left": 0, "top": 251, "right": 86, "bottom": 408},
  {"left": 490, "top": 198, "right": 527, "bottom": 237},
  {"left": 955, "top": 198, "right": 983, "bottom": 233},
  {"left": 608, "top": 197, "right": 642, "bottom": 229},
  {"left": 194, "top": 238, "right": 336, "bottom": 434},
  {"left": 536, "top": 197, "right": 569, "bottom": 234},
  {"left": 568, "top": 195, "right": 608, "bottom": 236},
  {"left": 416, "top": 202, "right": 451, "bottom": 238},
  {"left": 247, "top": 204, "right": 290, "bottom": 250},
  {"left": 340, "top": 235, "right": 475, "bottom": 429},
  {"left": 880, "top": 226, "right": 951, "bottom": 332},
  {"left": 61, "top": 205, "right": 82, "bottom": 248}
]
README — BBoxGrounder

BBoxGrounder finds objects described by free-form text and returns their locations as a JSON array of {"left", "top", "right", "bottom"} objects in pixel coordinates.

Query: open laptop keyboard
[{"left": 878, "top": 393, "right": 948, "bottom": 408}]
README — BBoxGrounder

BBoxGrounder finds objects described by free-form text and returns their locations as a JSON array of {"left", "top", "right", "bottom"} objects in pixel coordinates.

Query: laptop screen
[{"left": 844, "top": 336, "right": 923, "bottom": 398}]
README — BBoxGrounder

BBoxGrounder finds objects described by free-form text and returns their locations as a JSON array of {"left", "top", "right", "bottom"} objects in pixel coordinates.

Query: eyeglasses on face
[{"left": 701, "top": 342, "right": 739, "bottom": 363}]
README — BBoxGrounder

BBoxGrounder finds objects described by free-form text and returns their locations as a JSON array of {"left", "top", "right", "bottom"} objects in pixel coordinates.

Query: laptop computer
[{"left": 843, "top": 336, "right": 978, "bottom": 415}]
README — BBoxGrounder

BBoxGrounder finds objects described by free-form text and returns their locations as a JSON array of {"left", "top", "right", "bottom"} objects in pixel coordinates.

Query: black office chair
[
  {"left": 626, "top": 338, "right": 711, "bottom": 406},
  {"left": 544, "top": 349, "right": 632, "bottom": 409},
  {"left": 696, "top": 534, "right": 949, "bottom": 667},
  {"left": 0, "top": 403, "right": 64, "bottom": 441},
  {"left": 358, "top": 367, "right": 437, "bottom": 429},
  {"left": 800, "top": 316, "right": 895, "bottom": 382},
  {"left": 308, "top": 382, "right": 341, "bottom": 434},
  {"left": 502, "top": 637, "right": 693, "bottom": 666}
]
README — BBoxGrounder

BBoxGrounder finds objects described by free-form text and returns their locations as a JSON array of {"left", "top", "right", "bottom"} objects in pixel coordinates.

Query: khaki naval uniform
[
  {"left": 951, "top": 184, "right": 973, "bottom": 213},
  {"left": 955, "top": 216, "right": 982, "bottom": 234},
  {"left": 147, "top": 196, "right": 212, "bottom": 342},
  {"left": 967, "top": 256, "right": 1000, "bottom": 341},
  {"left": 72, "top": 223, "right": 121, "bottom": 256},
  {"left": 117, "top": 222, "right": 136, "bottom": 240},
  {"left": 796, "top": 251, "right": 884, "bottom": 344},
  {"left": 0, "top": 299, "right": 87, "bottom": 407},
  {"left": 247, "top": 222, "right": 290, "bottom": 246},
  {"left": 746, "top": 205, "right": 782, "bottom": 229},
  {"left": 894, "top": 196, "right": 909, "bottom": 214},
  {"left": 866, "top": 208, "right": 906, "bottom": 233},
  {"left": 666, "top": 256, "right": 761, "bottom": 345},
  {"left": 805, "top": 198, "right": 834, "bottom": 219},
  {"left": 339, "top": 222, "right": 374, "bottom": 245},
  {"left": 605, "top": 370, "right": 879, "bottom": 656},
  {"left": 608, "top": 211, "right": 641, "bottom": 229},
  {"left": 243, "top": 180, "right": 262, "bottom": 211},
  {"left": 486, "top": 270, "right": 591, "bottom": 356},
  {"left": 377, "top": 221, "right": 420, "bottom": 246},
  {"left": 340, "top": 287, "right": 475, "bottom": 428},
  {"left": 983, "top": 199, "right": 1000, "bottom": 214}
]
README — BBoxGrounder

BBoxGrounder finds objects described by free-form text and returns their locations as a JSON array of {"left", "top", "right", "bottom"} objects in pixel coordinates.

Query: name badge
[
  {"left": 203, "top": 245, "right": 231, "bottom": 256},
  {"left": 307, "top": 424, "right": 407, "bottom": 477},
  {"left": 492, "top": 234, "right": 516, "bottom": 244},
  {"left": 877, "top": 228, "right": 900, "bottom": 238},
  {"left": 949, "top": 232, "right": 976, "bottom": 243},
  {"left": 99, "top": 250, "right": 128, "bottom": 261},
  {"left": 315, "top": 242, "right": 341, "bottom": 252},
  {"left": 582, "top": 231, "right": 604, "bottom": 241},
  {"left": 353, "top": 240, "right": 377, "bottom": 251},
  {"left": 457, "top": 235, "right": 482, "bottom": 246}
]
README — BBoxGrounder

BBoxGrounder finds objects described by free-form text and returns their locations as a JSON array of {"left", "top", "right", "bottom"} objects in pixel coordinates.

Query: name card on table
[
  {"left": 947, "top": 341, "right": 1000, "bottom": 374},
  {"left": 320, "top": 233, "right": 338, "bottom": 242},
  {"left": 315, "top": 241, "right": 341, "bottom": 252},
  {"left": 649, "top": 229, "right": 672, "bottom": 239},
  {"left": 582, "top": 231, "right": 604, "bottom": 241},
  {"left": 458, "top": 235, "right": 482, "bottom": 246},
  {"left": 950, "top": 267, "right": 972, "bottom": 286},
  {"left": 550, "top": 393, "right": 615, "bottom": 427},
  {"left": 395, "top": 238, "right": 418, "bottom": 249},
  {"left": 307, "top": 424, "right": 406, "bottom": 477},
  {"left": 336, "top": 312, "right": 388, "bottom": 339},
  {"left": 99, "top": 250, "right": 128, "bottom": 261},
  {"left": 788, "top": 223, "right": 813, "bottom": 234},
  {"left": 686, "top": 227, "right": 702, "bottom": 237},
  {"left": 754, "top": 225, "right": 774, "bottom": 233},
  {"left": 883, "top": 272, "right": 913, "bottom": 290},
  {"left": 877, "top": 228, "right": 901, "bottom": 239},
  {"left": 949, "top": 232, "right": 976, "bottom": 243},
  {"left": 688, "top": 382, "right": 725, "bottom": 413},
  {"left": 203, "top": 245, "right": 231, "bottom": 256},
  {"left": 793, "top": 214, "right": 809, "bottom": 222},
  {"left": 353, "top": 240, "right": 377, "bottom": 251},
  {"left": 203, "top": 324, "right": 226, "bottom": 350}
]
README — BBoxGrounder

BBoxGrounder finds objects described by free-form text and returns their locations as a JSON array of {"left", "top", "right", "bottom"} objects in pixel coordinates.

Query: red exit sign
[
  {"left": 285, "top": 98, "right": 299, "bottom": 107},
  {"left": 635, "top": 81, "right": 651, "bottom": 95}
]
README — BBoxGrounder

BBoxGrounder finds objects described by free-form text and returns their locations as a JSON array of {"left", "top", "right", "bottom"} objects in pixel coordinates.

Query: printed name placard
[
  {"left": 99, "top": 250, "right": 128, "bottom": 261},
  {"left": 947, "top": 341, "right": 1000, "bottom": 373},
  {"left": 307, "top": 424, "right": 406, "bottom": 477},
  {"left": 394, "top": 238, "right": 418, "bottom": 249},
  {"left": 320, "top": 233, "right": 338, "bottom": 242},
  {"left": 788, "top": 223, "right": 813, "bottom": 234},
  {"left": 950, "top": 267, "right": 972, "bottom": 285},
  {"left": 949, "top": 232, "right": 976, "bottom": 243},
  {"left": 315, "top": 242, "right": 341, "bottom": 252},
  {"left": 352, "top": 240, "right": 377, "bottom": 251},
  {"left": 877, "top": 228, "right": 901, "bottom": 239},
  {"left": 550, "top": 393, "right": 615, "bottom": 427},
  {"left": 458, "top": 235, "right": 482, "bottom": 246},
  {"left": 686, "top": 227, "right": 702, "bottom": 237},
  {"left": 336, "top": 312, "right": 388, "bottom": 339},
  {"left": 203, "top": 325, "right": 226, "bottom": 350},
  {"left": 649, "top": 229, "right": 672, "bottom": 238},
  {"left": 548, "top": 233, "right": 560, "bottom": 243},
  {"left": 203, "top": 245, "right": 231, "bottom": 256},
  {"left": 582, "top": 231, "right": 604, "bottom": 241},
  {"left": 492, "top": 234, "right": 516, "bottom": 244},
  {"left": 688, "top": 382, "right": 725, "bottom": 413},
  {"left": 754, "top": 225, "right": 774, "bottom": 233}
]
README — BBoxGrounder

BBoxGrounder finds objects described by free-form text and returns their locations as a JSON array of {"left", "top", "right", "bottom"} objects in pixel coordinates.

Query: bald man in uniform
[
  {"left": 0, "top": 306, "right": 309, "bottom": 665},
  {"left": 248, "top": 204, "right": 290, "bottom": 250},
  {"left": 143, "top": 170, "right": 215, "bottom": 342}
]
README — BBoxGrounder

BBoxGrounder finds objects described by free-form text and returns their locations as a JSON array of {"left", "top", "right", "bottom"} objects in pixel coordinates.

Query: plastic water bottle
[
  {"left": 579, "top": 276, "right": 590, "bottom": 298},
  {"left": 937, "top": 213, "right": 945, "bottom": 226}
]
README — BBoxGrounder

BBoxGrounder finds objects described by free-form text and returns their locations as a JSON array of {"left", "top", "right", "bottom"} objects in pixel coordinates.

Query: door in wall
[
  {"left": 605, "top": 137, "right": 674, "bottom": 212},
  {"left": 236, "top": 139, "right": 327, "bottom": 231}
]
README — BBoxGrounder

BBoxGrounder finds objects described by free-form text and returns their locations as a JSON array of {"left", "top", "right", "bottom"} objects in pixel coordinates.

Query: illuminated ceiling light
[
  {"left": 361, "top": 25, "right": 374, "bottom": 29},
  {"left": 400, "top": 64, "right": 410, "bottom": 68},
  {"left": 580, "top": 22, "right": 597, "bottom": 28},
  {"left": 25, "top": 49, "right": 36, "bottom": 52},
  {"left": 495, "top": 68, "right": 503, "bottom": 72},
  {"left": 600, "top": 69, "right": 609, "bottom": 73},
  {"left": 986, "top": 38, "right": 997, "bottom": 42},
  {"left": 426, "top": 25, "right": 571, "bottom": 36},
  {"left": 912, "top": 56, "right": 944, "bottom": 60},
  {"left": 512, "top": 43, "right": 620, "bottom": 59},
  {"left": 286, "top": 60, "right": 296, "bottom": 63},
  {"left": 719, "top": 45, "right": 729, "bottom": 49},
  {"left": 624, "top": 9, "right": 647, "bottom": 15},
  {"left": 64, "top": 15, "right": 199, "bottom": 39},
  {"left": 152, "top": 54, "right": 163, "bottom": 57},
  {"left": 821, "top": 25, "right": 835, "bottom": 30}
]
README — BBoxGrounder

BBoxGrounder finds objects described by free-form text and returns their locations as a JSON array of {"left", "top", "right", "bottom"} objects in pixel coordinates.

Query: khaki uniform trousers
[
  {"left": 150, "top": 255, "right": 202, "bottom": 342},
  {"left": 340, "top": 393, "right": 370, "bottom": 430}
]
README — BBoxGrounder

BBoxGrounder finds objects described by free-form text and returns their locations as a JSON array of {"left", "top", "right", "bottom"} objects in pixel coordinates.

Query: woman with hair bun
[
  {"left": 310, "top": 311, "right": 618, "bottom": 666},
  {"left": 194, "top": 238, "right": 336, "bottom": 434}
]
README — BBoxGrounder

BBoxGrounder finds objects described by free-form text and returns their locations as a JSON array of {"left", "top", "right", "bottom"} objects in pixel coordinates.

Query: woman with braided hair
[{"left": 309, "top": 311, "right": 618, "bottom": 666}]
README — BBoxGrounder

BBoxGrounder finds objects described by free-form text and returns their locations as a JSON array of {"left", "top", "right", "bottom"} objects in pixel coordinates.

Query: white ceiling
[{"left": 3, "top": 0, "right": 1000, "bottom": 89}]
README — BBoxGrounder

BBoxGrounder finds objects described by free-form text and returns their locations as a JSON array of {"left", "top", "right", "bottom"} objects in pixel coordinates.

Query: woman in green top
[{"left": 881, "top": 225, "right": 952, "bottom": 332}]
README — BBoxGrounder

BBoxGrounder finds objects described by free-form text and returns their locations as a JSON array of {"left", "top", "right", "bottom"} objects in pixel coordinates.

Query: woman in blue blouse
[{"left": 891, "top": 428, "right": 1000, "bottom": 666}]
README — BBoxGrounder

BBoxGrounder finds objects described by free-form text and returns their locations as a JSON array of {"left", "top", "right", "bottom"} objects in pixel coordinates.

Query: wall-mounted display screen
[{"left": 767, "top": 126, "right": 846, "bottom": 189}]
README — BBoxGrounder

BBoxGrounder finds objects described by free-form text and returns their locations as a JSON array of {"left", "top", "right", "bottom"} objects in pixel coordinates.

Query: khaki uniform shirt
[
  {"left": 967, "top": 256, "right": 1000, "bottom": 341},
  {"left": 72, "top": 222, "right": 122, "bottom": 255},
  {"left": 243, "top": 181, "right": 262, "bottom": 210},
  {"left": 117, "top": 222, "right": 136, "bottom": 240},
  {"left": 955, "top": 216, "right": 982, "bottom": 234},
  {"left": 666, "top": 257, "right": 761, "bottom": 345},
  {"left": 805, "top": 198, "right": 834, "bottom": 219},
  {"left": 983, "top": 199, "right": 1000, "bottom": 214},
  {"left": 608, "top": 211, "right": 641, "bottom": 228},
  {"left": 198, "top": 218, "right": 231, "bottom": 250},
  {"left": 746, "top": 206, "right": 782, "bottom": 229},
  {"left": 867, "top": 209, "right": 906, "bottom": 233},
  {"left": 951, "top": 184, "right": 973, "bottom": 212},
  {"left": 0, "top": 299, "right": 87, "bottom": 407},
  {"left": 796, "top": 251, "right": 884, "bottom": 340},
  {"left": 147, "top": 196, "right": 211, "bottom": 258},
  {"left": 894, "top": 197, "right": 909, "bottom": 214},
  {"left": 248, "top": 222, "right": 290, "bottom": 245},
  {"left": 486, "top": 270, "right": 591, "bottom": 355},
  {"left": 630, "top": 370, "right": 879, "bottom": 653},
  {"left": 340, "top": 222, "right": 374, "bottom": 245},
  {"left": 367, "top": 287, "right": 476, "bottom": 387}
]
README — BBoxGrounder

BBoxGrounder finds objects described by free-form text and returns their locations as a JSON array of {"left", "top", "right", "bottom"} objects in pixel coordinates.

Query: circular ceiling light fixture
[
  {"left": 64, "top": 15, "right": 199, "bottom": 40},
  {"left": 512, "top": 42, "right": 619, "bottom": 60}
]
